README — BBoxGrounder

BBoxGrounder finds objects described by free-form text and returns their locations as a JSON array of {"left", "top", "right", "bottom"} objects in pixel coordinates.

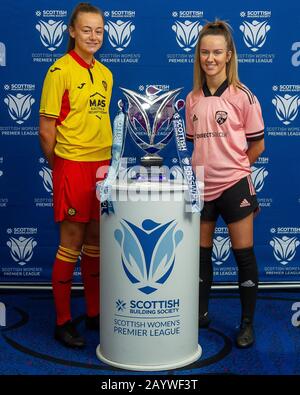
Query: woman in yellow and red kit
[{"left": 39, "top": 3, "right": 112, "bottom": 348}]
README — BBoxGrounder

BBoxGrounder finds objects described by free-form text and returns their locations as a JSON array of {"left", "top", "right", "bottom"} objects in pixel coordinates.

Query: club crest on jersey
[
  {"left": 68, "top": 208, "right": 76, "bottom": 216},
  {"left": 215, "top": 111, "right": 228, "bottom": 125}
]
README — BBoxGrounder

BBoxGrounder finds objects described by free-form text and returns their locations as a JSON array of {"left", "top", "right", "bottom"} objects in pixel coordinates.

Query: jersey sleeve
[
  {"left": 243, "top": 93, "right": 265, "bottom": 141},
  {"left": 185, "top": 93, "right": 194, "bottom": 142},
  {"left": 39, "top": 64, "right": 67, "bottom": 119}
]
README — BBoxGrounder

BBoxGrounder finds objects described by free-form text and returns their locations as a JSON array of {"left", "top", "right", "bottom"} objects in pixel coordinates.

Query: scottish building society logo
[
  {"left": 172, "top": 19, "right": 202, "bottom": 52},
  {"left": 4, "top": 93, "right": 35, "bottom": 124},
  {"left": 114, "top": 219, "right": 183, "bottom": 294},
  {"left": 36, "top": 19, "right": 67, "bottom": 51},
  {"left": 104, "top": 19, "right": 135, "bottom": 52}
]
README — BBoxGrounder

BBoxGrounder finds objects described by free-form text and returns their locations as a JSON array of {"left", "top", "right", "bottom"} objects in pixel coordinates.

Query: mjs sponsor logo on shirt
[{"left": 115, "top": 219, "right": 183, "bottom": 295}]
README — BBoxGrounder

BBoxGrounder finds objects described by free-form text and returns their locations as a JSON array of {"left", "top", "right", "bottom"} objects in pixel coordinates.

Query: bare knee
[
  {"left": 84, "top": 221, "right": 100, "bottom": 246},
  {"left": 200, "top": 221, "right": 216, "bottom": 248},
  {"left": 60, "top": 221, "right": 86, "bottom": 251}
]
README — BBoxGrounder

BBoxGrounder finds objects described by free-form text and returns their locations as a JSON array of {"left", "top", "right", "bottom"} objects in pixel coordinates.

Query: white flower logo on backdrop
[
  {"left": 7, "top": 237, "right": 37, "bottom": 266},
  {"left": 270, "top": 236, "right": 300, "bottom": 265},
  {"left": 239, "top": 20, "right": 270, "bottom": 52},
  {"left": 272, "top": 94, "right": 300, "bottom": 125},
  {"left": 4, "top": 94, "right": 35, "bottom": 124},
  {"left": 212, "top": 236, "right": 231, "bottom": 265},
  {"left": 251, "top": 166, "right": 268, "bottom": 192},
  {"left": 36, "top": 20, "right": 67, "bottom": 51},
  {"left": 104, "top": 20, "right": 135, "bottom": 52},
  {"left": 39, "top": 166, "right": 53, "bottom": 195},
  {"left": 172, "top": 20, "right": 202, "bottom": 52}
]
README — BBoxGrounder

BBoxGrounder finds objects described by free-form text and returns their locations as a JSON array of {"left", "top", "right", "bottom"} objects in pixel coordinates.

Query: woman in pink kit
[{"left": 185, "top": 20, "right": 265, "bottom": 348}]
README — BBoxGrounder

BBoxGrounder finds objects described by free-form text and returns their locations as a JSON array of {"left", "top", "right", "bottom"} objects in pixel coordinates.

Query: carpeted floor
[{"left": 0, "top": 289, "right": 300, "bottom": 377}]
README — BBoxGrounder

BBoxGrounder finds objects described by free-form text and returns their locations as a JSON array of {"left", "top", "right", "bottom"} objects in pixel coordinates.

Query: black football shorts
[{"left": 201, "top": 175, "right": 259, "bottom": 224}]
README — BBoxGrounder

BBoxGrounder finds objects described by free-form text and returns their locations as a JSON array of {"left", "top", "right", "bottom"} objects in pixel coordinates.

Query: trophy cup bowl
[{"left": 121, "top": 86, "right": 183, "bottom": 182}]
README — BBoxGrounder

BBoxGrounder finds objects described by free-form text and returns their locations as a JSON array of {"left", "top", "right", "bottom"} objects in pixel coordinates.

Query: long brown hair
[
  {"left": 66, "top": 2, "right": 104, "bottom": 52},
  {"left": 193, "top": 20, "right": 240, "bottom": 91}
]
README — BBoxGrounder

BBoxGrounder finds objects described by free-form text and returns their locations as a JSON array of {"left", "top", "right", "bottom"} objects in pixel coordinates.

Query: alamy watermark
[
  {"left": 95, "top": 160, "right": 204, "bottom": 212},
  {"left": 291, "top": 302, "right": 300, "bottom": 327},
  {"left": 0, "top": 302, "right": 6, "bottom": 327}
]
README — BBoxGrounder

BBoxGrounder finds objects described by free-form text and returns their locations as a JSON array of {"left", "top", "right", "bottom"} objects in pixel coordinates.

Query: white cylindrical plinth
[{"left": 96, "top": 181, "right": 201, "bottom": 371}]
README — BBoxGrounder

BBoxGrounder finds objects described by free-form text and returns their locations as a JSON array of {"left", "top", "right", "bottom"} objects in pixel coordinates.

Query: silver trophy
[{"left": 120, "top": 85, "right": 184, "bottom": 181}]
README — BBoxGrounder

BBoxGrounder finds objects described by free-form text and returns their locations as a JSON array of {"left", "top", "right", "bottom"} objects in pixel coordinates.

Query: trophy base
[
  {"left": 136, "top": 167, "right": 167, "bottom": 182},
  {"left": 136, "top": 154, "right": 166, "bottom": 182},
  {"left": 140, "top": 154, "right": 163, "bottom": 168},
  {"left": 136, "top": 173, "right": 166, "bottom": 182}
]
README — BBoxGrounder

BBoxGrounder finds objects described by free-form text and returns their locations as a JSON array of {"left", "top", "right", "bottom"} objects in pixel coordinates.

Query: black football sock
[{"left": 233, "top": 246, "right": 258, "bottom": 323}]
